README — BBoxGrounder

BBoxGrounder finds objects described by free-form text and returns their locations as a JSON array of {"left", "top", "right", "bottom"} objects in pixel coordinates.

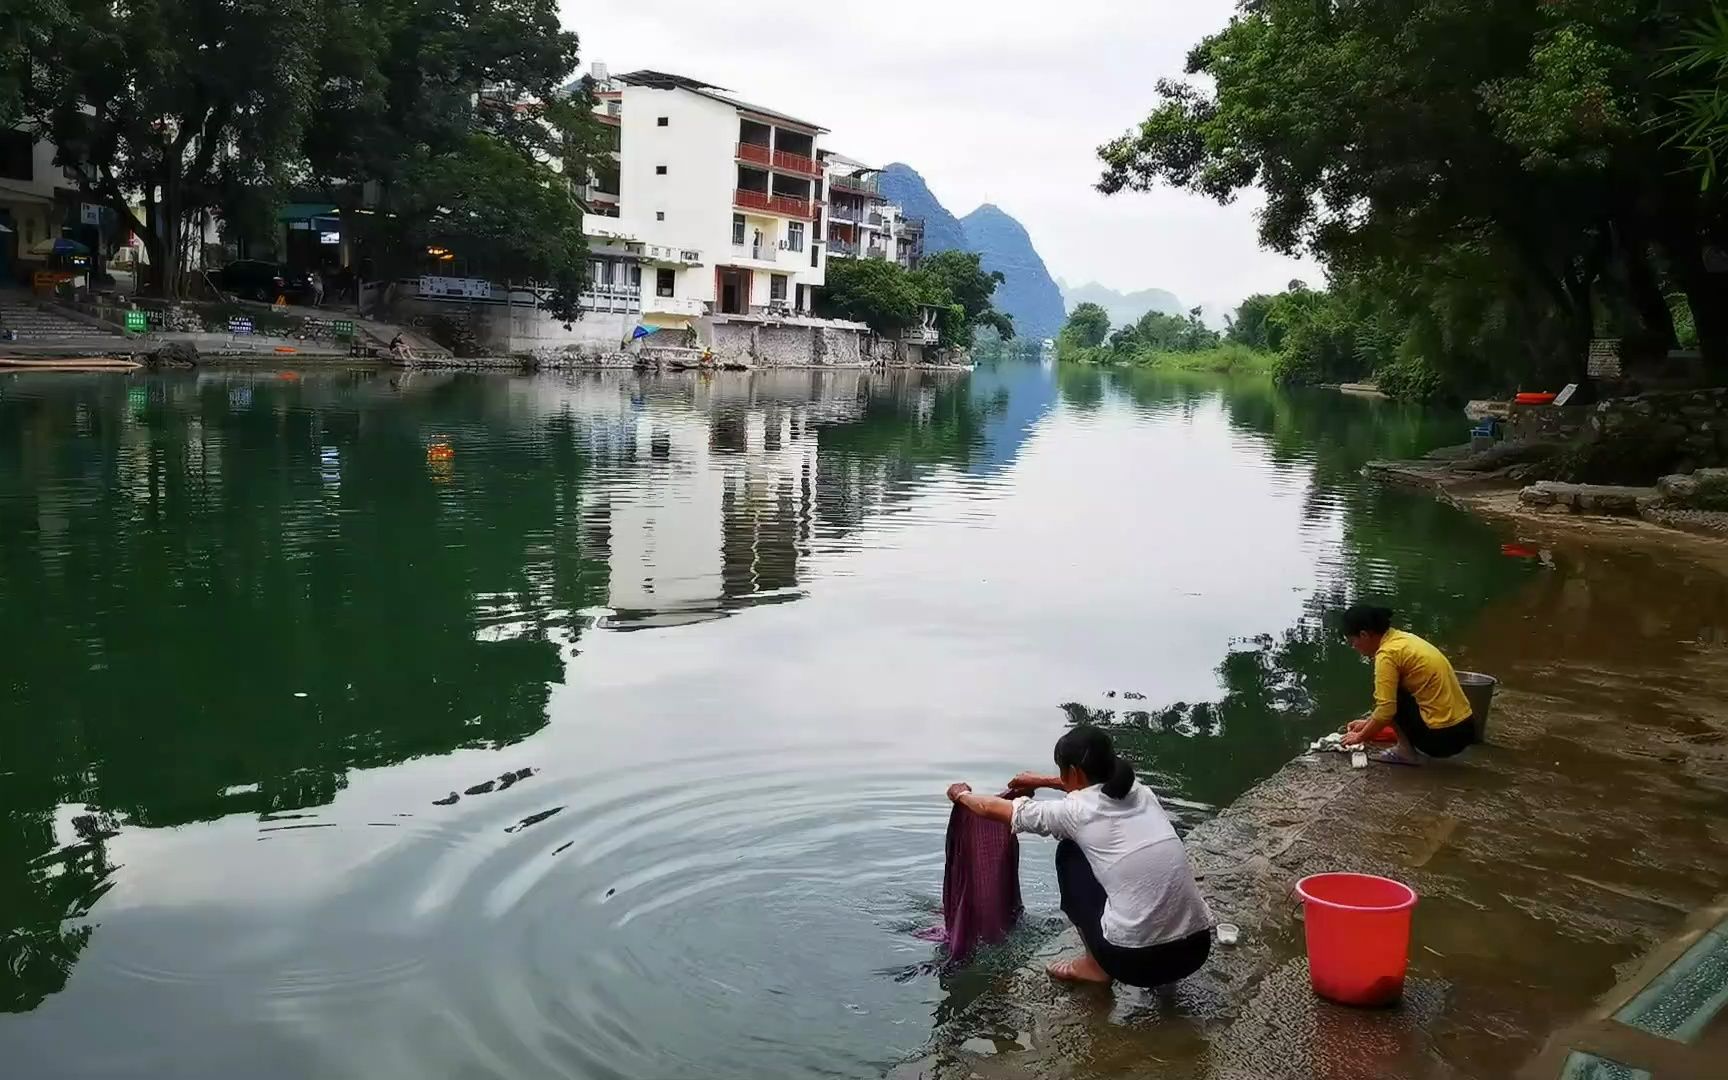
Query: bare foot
[{"left": 1046, "top": 953, "right": 1112, "bottom": 985}]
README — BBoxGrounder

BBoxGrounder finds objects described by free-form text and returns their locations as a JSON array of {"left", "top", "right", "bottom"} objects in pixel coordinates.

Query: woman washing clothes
[
  {"left": 946, "top": 726, "right": 1213, "bottom": 987},
  {"left": 1338, "top": 604, "right": 1475, "bottom": 765}
]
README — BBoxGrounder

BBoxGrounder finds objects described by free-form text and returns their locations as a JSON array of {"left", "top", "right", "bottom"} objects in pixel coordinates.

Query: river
[{"left": 0, "top": 361, "right": 1536, "bottom": 1077}]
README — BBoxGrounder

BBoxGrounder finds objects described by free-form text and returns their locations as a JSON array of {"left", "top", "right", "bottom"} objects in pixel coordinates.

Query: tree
[
  {"left": 1064, "top": 302, "right": 1111, "bottom": 348},
  {"left": 1660, "top": 9, "right": 1728, "bottom": 189},
  {"left": 301, "top": 0, "right": 599, "bottom": 317},
  {"left": 24, "top": 0, "right": 320, "bottom": 295},
  {"left": 911, "top": 249, "right": 1013, "bottom": 348},
  {"left": 1227, "top": 294, "right": 1276, "bottom": 350},
  {"left": 1098, "top": 0, "right": 1728, "bottom": 377},
  {"left": 817, "top": 257, "right": 922, "bottom": 334}
]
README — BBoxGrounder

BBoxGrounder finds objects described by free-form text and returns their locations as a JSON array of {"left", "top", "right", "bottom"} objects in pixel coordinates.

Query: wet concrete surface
[{"left": 896, "top": 521, "right": 1728, "bottom": 1079}]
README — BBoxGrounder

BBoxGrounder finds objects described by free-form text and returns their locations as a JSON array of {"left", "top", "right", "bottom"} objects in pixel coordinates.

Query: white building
[{"left": 587, "top": 69, "right": 830, "bottom": 331}]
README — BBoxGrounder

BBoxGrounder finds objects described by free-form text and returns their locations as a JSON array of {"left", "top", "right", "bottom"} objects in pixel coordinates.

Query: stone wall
[
  {"left": 1564, "top": 386, "right": 1728, "bottom": 483},
  {"left": 1506, "top": 402, "right": 1591, "bottom": 443},
  {"left": 707, "top": 320, "right": 872, "bottom": 368}
]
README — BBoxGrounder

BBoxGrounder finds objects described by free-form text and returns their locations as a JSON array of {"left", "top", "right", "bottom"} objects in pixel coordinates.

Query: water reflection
[
  {"left": 1, "top": 361, "right": 1531, "bottom": 1078},
  {"left": 0, "top": 366, "right": 1044, "bottom": 1023}
]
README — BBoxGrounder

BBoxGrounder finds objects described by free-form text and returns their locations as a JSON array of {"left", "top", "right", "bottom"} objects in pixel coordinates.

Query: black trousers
[
  {"left": 1055, "top": 840, "right": 1210, "bottom": 988},
  {"left": 1391, "top": 689, "right": 1475, "bottom": 758}
]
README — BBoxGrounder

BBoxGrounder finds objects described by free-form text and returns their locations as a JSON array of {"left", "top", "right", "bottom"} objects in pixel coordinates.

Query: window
[
  {"left": 0, "top": 129, "right": 32, "bottom": 182},
  {"left": 657, "top": 116, "right": 669, "bottom": 127},
  {"left": 655, "top": 164, "right": 667, "bottom": 175},
  {"left": 731, "top": 214, "right": 746, "bottom": 246},
  {"left": 786, "top": 221, "right": 805, "bottom": 253},
  {"left": 770, "top": 274, "right": 788, "bottom": 302},
  {"left": 657, "top": 268, "right": 676, "bottom": 297},
  {"left": 630, "top": 265, "right": 642, "bottom": 288},
  {"left": 656, "top": 211, "right": 665, "bottom": 221}
]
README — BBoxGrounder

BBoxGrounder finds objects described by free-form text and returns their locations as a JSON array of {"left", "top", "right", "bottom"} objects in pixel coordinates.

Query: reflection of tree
[
  {"left": 0, "top": 373, "right": 605, "bottom": 1009},
  {"left": 1054, "top": 371, "right": 1533, "bottom": 813},
  {"left": 0, "top": 365, "right": 1056, "bottom": 1013}
]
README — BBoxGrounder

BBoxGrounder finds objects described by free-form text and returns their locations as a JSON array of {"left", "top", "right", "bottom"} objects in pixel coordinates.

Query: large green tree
[
  {"left": 16, "top": 0, "right": 597, "bottom": 310},
  {"left": 301, "top": 0, "right": 600, "bottom": 318},
  {"left": 23, "top": 0, "right": 319, "bottom": 294},
  {"left": 1100, "top": 0, "right": 1728, "bottom": 376}
]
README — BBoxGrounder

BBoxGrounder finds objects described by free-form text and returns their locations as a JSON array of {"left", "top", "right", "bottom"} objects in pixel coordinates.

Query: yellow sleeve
[{"left": 1369, "top": 650, "right": 1400, "bottom": 726}]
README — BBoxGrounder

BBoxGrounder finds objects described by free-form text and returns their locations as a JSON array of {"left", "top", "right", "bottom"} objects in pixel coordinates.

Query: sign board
[
  {"left": 271, "top": 295, "right": 288, "bottom": 312},
  {"left": 1586, "top": 338, "right": 1622, "bottom": 379},
  {"left": 124, "top": 310, "right": 148, "bottom": 333},
  {"left": 80, "top": 203, "right": 102, "bottom": 226},
  {"left": 319, "top": 231, "right": 341, "bottom": 245},
  {"left": 332, "top": 319, "right": 356, "bottom": 340},
  {"left": 1554, "top": 383, "right": 1579, "bottom": 407},
  {"left": 229, "top": 316, "right": 254, "bottom": 336},
  {"left": 419, "top": 275, "right": 492, "bottom": 300}
]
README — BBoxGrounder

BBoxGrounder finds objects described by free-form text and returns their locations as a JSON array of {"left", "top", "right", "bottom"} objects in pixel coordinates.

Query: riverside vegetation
[
  {"left": 1056, "top": 303, "right": 1273, "bottom": 377},
  {"left": 1087, "top": 0, "right": 1728, "bottom": 404}
]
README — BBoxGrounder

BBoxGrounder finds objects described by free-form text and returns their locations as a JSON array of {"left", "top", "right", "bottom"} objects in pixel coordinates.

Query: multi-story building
[
  {"left": 823, "top": 153, "right": 890, "bottom": 263},
  {"left": 585, "top": 69, "right": 830, "bottom": 330},
  {"left": 822, "top": 154, "right": 923, "bottom": 270}
]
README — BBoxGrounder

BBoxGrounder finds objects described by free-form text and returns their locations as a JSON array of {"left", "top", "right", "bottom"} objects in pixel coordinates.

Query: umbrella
[
  {"left": 29, "top": 237, "right": 91, "bottom": 256},
  {"left": 630, "top": 324, "right": 657, "bottom": 340}
]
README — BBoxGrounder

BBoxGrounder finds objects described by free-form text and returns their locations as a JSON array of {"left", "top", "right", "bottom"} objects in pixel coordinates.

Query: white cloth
[{"left": 1011, "top": 782, "right": 1213, "bottom": 949}]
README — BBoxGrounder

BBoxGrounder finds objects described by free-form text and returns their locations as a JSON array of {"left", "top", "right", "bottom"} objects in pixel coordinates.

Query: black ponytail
[{"left": 1053, "top": 725, "right": 1138, "bottom": 799}]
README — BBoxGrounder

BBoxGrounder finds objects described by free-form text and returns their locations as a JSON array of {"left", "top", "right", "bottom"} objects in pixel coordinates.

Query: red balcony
[
  {"left": 736, "top": 143, "right": 823, "bottom": 178},
  {"left": 734, "top": 188, "right": 814, "bottom": 219}
]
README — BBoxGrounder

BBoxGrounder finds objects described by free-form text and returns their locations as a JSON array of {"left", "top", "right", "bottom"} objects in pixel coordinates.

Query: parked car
[{"left": 217, "top": 260, "right": 313, "bottom": 303}]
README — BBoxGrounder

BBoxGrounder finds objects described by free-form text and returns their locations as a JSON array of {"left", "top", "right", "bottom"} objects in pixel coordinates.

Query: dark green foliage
[{"left": 1098, "top": 0, "right": 1728, "bottom": 384}]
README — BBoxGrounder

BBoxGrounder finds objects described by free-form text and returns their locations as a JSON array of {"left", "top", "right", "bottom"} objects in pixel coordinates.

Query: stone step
[{"left": 1518, "top": 481, "right": 1661, "bottom": 515}]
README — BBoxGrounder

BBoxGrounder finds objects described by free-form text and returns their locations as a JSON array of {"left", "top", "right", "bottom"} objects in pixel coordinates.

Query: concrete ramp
[{"left": 1521, "top": 894, "right": 1728, "bottom": 1080}]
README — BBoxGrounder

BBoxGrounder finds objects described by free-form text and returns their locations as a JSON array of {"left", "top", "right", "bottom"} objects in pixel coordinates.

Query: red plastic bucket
[{"left": 1295, "top": 872, "right": 1417, "bottom": 1006}]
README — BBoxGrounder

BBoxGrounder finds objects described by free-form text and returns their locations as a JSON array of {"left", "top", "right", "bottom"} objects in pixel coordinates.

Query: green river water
[{"left": 0, "top": 361, "right": 1536, "bottom": 1077}]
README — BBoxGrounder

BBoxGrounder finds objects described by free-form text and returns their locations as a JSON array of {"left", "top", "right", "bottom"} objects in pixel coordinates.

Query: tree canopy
[
  {"left": 1099, "top": 0, "right": 1728, "bottom": 389},
  {"left": 16, "top": 0, "right": 600, "bottom": 315},
  {"left": 818, "top": 251, "right": 1013, "bottom": 352}
]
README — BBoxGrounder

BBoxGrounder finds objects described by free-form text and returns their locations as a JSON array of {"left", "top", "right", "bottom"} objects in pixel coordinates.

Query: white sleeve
[{"left": 1011, "top": 795, "right": 1081, "bottom": 839}]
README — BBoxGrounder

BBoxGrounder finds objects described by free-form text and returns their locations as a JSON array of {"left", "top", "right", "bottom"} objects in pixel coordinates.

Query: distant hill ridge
[
  {"left": 878, "top": 163, "right": 1066, "bottom": 342},
  {"left": 1059, "top": 281, "right": 1187, "bottom": 327}
]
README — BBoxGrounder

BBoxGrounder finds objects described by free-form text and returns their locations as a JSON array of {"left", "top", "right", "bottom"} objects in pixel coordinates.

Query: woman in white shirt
[{"left": 947, "top": 726, "right": 1213, "bottom": 986}]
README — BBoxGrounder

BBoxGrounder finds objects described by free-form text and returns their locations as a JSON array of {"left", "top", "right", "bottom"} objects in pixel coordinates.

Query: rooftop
[{"left": 614, "top": 69, "right": 828, "bottom": 135}]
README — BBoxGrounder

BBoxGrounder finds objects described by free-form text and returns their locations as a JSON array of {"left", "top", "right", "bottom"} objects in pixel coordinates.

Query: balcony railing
[
  {"left": 737, "top": 243, "right": 777, "bottom": 264},
  {"left": 828, "top": 203, "right": 861, "bottom": 224},
  {"left": 828, "top": 238, "right": 859, "bottom": 258},
  {"left": 902, "top": 325, "right": 939, "bottom": 345},
  {"left": 736, "top": 143, "right": 823, "bottom": 178},
  {"left": 829, "top": 172, "right": 882, "bottom": 196},
  {"left": 645, "top": 295, "right": 709, "bottom": 317},
  {"left": 866, "top": 212, "right": 885, "bottom": 227},
  {"left": 733, "top": 188, "right": 813, "bottom": 219},
  {"left": 581, "top": 283, "right": 642, "bottom": 312}
]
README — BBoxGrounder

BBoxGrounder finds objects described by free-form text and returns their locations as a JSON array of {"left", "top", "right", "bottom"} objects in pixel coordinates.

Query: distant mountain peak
[
  {"left": 1061, "top": 281, "right": 1187, "bottom": 327},
  {"left": 877, "top": 166, "right": 1066, "bottom": 341}
]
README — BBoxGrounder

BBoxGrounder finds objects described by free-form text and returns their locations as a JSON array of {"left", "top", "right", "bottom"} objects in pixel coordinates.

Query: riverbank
[
  {"left": 1059, "top": 345, "right": 1272, "bottom": 377},
  {"left": 900, "top": 511, "right": 1728, "bottom": 1079}
]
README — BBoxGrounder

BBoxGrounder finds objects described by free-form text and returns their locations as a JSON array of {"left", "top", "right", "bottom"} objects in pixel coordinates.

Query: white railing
[
  {"left": 902, "top": 326, "right": 939, "bottom": 345},
  {"left": 737, "top": 243, "right": 777, "bottom": 263},
  {"left": 645, "top": 295, "right": 708, "bottom": 317},
  {"left": 581, "top": 283, "right": 642, "bottom": 312}
]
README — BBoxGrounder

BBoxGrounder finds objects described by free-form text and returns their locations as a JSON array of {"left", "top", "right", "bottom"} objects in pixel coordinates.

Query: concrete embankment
[{"left": 900, "top": 519, "right": 1728, "bottom": 1080}]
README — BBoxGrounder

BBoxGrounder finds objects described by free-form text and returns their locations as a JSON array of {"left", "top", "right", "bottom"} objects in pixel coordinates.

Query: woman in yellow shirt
[{"left": 1338, "top": 605, "right": 1476, "bottom": 765}]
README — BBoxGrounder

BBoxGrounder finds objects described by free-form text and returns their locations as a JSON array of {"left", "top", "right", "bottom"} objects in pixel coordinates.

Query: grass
[{"left": 1125, "top": 344, "right": 1274, "bottom": 376}]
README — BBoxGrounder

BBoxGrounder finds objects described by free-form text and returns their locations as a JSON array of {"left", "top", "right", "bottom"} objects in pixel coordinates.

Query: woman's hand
[
  {"left": 946, "top": 782, "right": 972, "bottom": 803},
  {"left": 1341, "top": 729, "right": 1366, "bottom": 748},
  {"left": 1006, "top": 772, "right": 1050, "bottom": 796}
]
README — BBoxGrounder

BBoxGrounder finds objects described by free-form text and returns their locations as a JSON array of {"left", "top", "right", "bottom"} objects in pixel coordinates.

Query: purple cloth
[{"left": 921, "top": 800, "right": 1023, "bottom": 963}]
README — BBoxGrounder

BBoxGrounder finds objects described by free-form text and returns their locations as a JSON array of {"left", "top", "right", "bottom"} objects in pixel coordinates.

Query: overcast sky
[{"left": 561, "top": 1, "right": 1321, "bottom": 314}]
